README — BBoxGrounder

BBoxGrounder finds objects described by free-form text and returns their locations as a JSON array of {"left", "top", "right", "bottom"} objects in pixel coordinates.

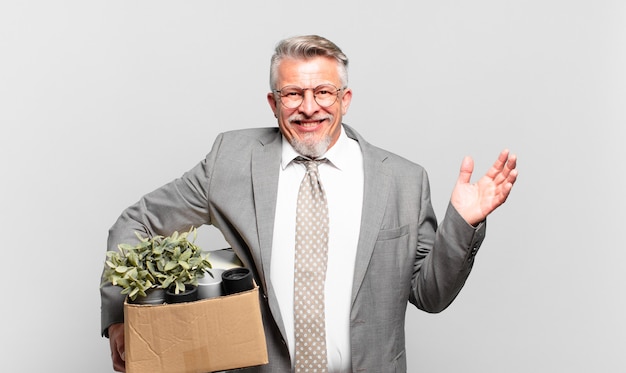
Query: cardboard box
[{"left": 124, "top": 287, "right": 268, "bottom": 373}]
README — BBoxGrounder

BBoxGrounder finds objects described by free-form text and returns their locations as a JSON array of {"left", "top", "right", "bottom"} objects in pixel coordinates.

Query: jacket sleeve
[
  {"left": 99, "top": 133, "right": 225, "bottom": 336},
  {"left": 410, "top": 198, "right": 487, "bottom": 313}
]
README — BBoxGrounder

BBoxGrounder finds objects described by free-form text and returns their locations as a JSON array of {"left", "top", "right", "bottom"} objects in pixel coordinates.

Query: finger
[
  {"left": 506, "top": 167, "right": 519, "bottom": 185},
  {"left": 506, "top": 153, "right": 517, "bottom": 172},
  {"left": 488, "top": 149, "right": 513, "bottom": 180},
  {"left": 497, "top": 168, "right": 518, "bottom": 201},
  {"left": 457, "top": 156, "right": 474, "bottom": 184},
  {"left": 494, "top": 149, "right": 509, "bottom": 168},
  {"left": 500, "top": 154, "right": 518, "bottom": 184}
]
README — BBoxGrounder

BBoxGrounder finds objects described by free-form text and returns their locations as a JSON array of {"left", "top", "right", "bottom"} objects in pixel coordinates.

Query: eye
[
  {"left": 315, "top": 85, "right": 337, "bottom": 97},
  {"left": 285, "top": 91, "right": 302, "bottom": 97},
  {"left": 281, "top": 87, "right": 303, "bottom": 99}
]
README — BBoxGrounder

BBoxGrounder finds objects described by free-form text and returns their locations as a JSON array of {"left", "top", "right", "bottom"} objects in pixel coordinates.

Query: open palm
[{"left": 451, "top": 149, "right": 518, "bottom": 226}]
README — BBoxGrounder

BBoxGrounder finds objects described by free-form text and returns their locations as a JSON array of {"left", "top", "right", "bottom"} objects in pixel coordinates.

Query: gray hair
[{"left": 269, "top": 35, "right": 349, "bottom": 90}]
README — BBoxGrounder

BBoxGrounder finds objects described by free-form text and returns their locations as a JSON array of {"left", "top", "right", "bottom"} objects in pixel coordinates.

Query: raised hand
[{"left": 451, "top": 149, "right": 518, "bottom": 226}]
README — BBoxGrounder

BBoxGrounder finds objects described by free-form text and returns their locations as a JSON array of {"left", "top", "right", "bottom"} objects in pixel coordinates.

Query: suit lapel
[
  {"left": 251, "top": 130, "right": 282, "bottom": 292},
  {"left": 250, "top": 129, "right": 289, "bottom": 339},
  {"left": 344, "top": 125, "right": 392, "bottom": 307}
]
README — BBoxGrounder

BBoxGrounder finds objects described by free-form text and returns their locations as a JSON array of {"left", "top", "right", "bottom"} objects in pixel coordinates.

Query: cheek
[
  {"left": 330, "top": 108, "right": 343, "bottom": 127},
  {"left": 277, "top": 116, "right": 296, "bottom": 139},
  {"left": 278, "top": 111, "right": 293, "bottom": 129}
]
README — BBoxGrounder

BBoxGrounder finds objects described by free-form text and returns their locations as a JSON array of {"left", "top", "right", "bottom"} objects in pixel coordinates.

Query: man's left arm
[
  {"left": 410, "top": 202, "right": 486, "bottom": 313},
  {"left": 410, "top": 150, "right": 517, "bottom": 312}
]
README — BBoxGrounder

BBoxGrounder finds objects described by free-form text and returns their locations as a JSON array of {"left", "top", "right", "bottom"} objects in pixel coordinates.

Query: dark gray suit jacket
[{"left": 101, "top": 124, "right": 486, "bottom": 372}]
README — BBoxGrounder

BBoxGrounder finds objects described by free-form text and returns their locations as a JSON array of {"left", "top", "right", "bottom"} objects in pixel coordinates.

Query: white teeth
[{"left": 299, "top": 120, "right": 323, "bottom": 127}]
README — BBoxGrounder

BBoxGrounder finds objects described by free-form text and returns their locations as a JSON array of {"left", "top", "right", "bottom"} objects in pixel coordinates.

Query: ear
[
  {"left": 267, "top": 92, "right": 278, "bottom": 118},
  {"left": 340, "top": 87, "right": 353, "bottom": 116}
]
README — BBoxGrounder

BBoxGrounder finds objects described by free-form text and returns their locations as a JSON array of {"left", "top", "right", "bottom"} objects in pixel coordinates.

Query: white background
[{"left": 1, "top": 1, "right": 624, "bottom": 372}]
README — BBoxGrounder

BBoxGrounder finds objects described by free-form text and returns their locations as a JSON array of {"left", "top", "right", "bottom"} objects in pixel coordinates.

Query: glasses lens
[
  {"left": 279, "top": 86, "right": 303, "bottom": 108},
  {"left": 314, "top": 85, "right": 340, "bottom": 107}
]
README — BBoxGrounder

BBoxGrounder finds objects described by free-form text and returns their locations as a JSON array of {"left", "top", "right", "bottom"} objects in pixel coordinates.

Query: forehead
[{"left": 276, "top": 56, "right": 341, "bottom": 86}]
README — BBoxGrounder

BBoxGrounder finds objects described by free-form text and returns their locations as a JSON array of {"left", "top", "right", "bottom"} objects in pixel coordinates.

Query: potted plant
[
  {"left": 101, "top": 227, "right": 212, "bottom": 304},
  {"left": 157, "top": 229, "right": 213, "bottom": 303}
]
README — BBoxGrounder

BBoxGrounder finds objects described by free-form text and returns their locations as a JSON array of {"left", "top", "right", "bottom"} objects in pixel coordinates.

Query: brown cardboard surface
[{"left": 124, "top": 287, "right": 268, "bottom": 373}]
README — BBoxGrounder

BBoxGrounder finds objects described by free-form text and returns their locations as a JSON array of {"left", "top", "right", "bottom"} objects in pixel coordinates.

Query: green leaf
[
  {"left": 114, "top": 266, "right": 128, "bottom": 273},
  {"left": 179, "top": 249, "right": 192, "bottom": 262},
  {"left": 129, "top": 287, "right": 139, "bottom": 300},
  {"left": 146, "top": 261, "right": 156, "bottom": 274},
  {"left": 128, "top": 252, "right": 139, "bottom": 267},
  {"left": 161, "top": 276, "right": 174, "bottom": 289},
  {"left": 164, "top": 261, "right": 178, "bottom": 272},
  {"left": 134, "top": 231, "right": 148, "bottom": 242},
  {"left": 126, "top": 268, "right": 138, "bottom": 280},
  {"left": 175, "top": 280, "right": 184, "bottom": 293}
]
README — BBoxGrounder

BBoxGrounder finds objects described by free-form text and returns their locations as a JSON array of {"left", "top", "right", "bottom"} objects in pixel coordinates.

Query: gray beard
[{"left": 290, "top": 133, "right": 332, "bottom": 159}]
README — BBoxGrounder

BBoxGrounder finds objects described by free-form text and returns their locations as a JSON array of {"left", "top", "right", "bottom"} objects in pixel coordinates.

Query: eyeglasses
[{"left": 273, "top": 84, "right": 344, "bottom": 109}]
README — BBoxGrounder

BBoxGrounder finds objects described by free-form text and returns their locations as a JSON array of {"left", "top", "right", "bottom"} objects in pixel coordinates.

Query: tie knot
[{"left": 294, "top": 156, "right": 327, "bottom": 172}]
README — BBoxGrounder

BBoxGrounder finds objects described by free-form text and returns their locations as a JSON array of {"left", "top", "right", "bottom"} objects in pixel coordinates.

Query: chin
[{"left": 291, "top": 135, "right": 331, "bottom": 159}]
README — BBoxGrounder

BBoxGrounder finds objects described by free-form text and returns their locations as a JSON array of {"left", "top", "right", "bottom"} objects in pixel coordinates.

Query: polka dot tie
[{"left": 294, "top": 157, "right": 329, "bottom": 373}]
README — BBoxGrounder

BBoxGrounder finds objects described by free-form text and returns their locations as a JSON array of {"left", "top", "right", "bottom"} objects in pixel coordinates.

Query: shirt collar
[{"left": 280, "top": 125, "right": 352, "bottom": 171}]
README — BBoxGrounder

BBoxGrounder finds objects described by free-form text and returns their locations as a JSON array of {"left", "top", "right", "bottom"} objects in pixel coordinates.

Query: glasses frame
[{"left": 273, "top": 84, "right": 345, "bottom": 109}]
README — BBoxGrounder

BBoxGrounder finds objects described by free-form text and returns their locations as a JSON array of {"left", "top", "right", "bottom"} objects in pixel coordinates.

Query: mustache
[{"left": 287, "top": 114, "right": 333, "bottom": 124}]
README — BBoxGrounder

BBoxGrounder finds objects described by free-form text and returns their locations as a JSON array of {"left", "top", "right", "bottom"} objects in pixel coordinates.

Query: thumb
[{"left": 457, "top": 156, "right": 474, "bottom": 185}]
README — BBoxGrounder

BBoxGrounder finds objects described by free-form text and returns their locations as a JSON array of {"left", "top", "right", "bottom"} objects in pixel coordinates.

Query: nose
[{"left": 298, "top": 89, "right": 320, "bottom": 116}]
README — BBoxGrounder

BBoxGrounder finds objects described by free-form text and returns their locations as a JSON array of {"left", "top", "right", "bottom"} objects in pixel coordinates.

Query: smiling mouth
[
  {"left": 289, "top": 115, "right": 330, "bottom": 127},
  {"left": 293, "top": 119, "right": 325, "bottom": 127}
]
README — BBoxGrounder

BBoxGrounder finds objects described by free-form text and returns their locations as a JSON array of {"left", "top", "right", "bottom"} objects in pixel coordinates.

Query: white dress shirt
[{"left": 271, "top": 127, "right": 364, "bottom": 372}]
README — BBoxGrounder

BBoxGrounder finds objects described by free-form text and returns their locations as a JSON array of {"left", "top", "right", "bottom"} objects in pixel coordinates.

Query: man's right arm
[{"left": 100, "top": 134, "right": 226, "bottom": 335}]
